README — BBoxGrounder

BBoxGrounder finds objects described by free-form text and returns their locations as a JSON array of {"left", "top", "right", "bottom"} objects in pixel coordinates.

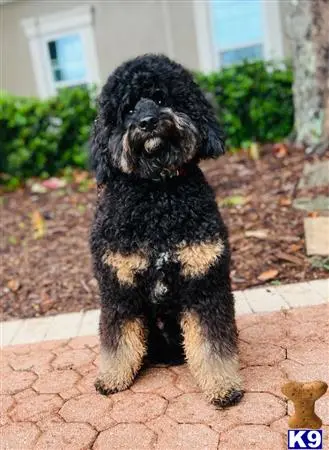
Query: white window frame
[
  {"left": 261, "top": 0, "right": 284, "bottom": 61},
  {"left": 21, "top": 5, "right": 100, "bottom": 98},
  {"left": 193, "top": 0, "right": 285, "bottom": 72}
]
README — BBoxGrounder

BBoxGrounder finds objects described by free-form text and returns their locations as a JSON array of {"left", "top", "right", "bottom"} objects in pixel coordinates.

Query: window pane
[
  {"left": 210, "top": 0, "right": 264, "bottom": 66},
  {"left": 48, "top": 41, "right": 57, "bottom": 61},
  {"left": 47, "top": 34, "right": 87, "bottom": 83},
  {"left": 220, "top": 44, "right": 263, "bottom": 66},
  {"left": 54, "top": 68, "right": 63, "bottom": 82}
]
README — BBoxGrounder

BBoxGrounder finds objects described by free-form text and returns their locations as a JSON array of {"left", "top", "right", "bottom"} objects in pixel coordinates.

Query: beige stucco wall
[
  {"left": 166, "top": 0, "right": 199, "bottom": 69},
  {"left": 94, "top": 0, "right": 198, "bottom": 81},
  {"left": 0, "top": 0, "right": 199, "bottom": 97}
]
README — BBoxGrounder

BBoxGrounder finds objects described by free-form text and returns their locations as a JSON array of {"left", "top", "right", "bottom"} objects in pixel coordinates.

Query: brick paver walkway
[{"left": 1, "top": 303, "right": 328, "bottom": 449}]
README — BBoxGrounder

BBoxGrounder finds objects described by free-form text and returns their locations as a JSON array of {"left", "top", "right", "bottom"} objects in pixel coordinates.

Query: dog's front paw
[
  {"left": 94, "top": 376, "right": 129, "bottom": 396},
  {"left": 210, "top": 388, "right": 244, "bottom": 409}
]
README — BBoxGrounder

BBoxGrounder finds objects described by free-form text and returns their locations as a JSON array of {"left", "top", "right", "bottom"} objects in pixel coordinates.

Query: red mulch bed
[{"left": 1, "top": 146, "right": 328, "bottom": 321}]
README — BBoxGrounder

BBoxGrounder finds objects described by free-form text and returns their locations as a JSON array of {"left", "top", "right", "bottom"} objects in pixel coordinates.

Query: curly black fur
[{"left": 89, "top": 54, "right": 243, "bottom": 407}]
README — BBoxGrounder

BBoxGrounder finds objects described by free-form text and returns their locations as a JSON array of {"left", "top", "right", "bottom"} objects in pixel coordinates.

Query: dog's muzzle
[
  {"left": 135, "top": 99, "right": 160, "bottom": 132},
  {"left": 138, "top": 115, "right": 158, "bottom": 133},
  {"left": 144, "top": 137, "right": 163, "bottom": 154}
]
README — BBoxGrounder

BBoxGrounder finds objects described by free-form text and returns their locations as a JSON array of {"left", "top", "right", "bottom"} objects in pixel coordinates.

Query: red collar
[
  {"left": 97, "top": 167, "right": 188, "bottom": 191},
  {"left": 154, "top": 166, "right": 187, "bottom": 181}
]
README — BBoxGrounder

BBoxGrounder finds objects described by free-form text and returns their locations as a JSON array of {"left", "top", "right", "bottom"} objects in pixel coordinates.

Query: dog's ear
[
  {"left": 199, "top": 118, "right": 225, "bottom": 159},
  {"left": 89, "top": 116, "right": 111, "bottom": 184},
  {"left": 196, "top": 89, "right": 225, "bottom": 159}
]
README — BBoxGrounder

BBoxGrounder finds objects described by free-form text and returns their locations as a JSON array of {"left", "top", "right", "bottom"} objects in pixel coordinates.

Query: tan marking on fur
[
  {"left": 120, "top": 154, "right": 132, "bottom": 174},
  {"left": 122, "top": 132, "right": 130, "bottom": 154},
  {"left": 103, "top": 250, "right": 148, "bottom": 285},
  {"left": 121, "top": 133, "right": 132, "bottom": 173},
  {"left": 176, "top": 240, "right": 224, "bottom": 278},
  {"left": 144, "top": 137, "right": 162, "bottom": 153},
  {"left": 181, "top": 311, "right": 241, "bottom": 402},
  {"left": 162, "top": 107, "right": 196, "bottom": 132},
  {"left": 97, "top": 318, "right": 147, "bottom": 391}
]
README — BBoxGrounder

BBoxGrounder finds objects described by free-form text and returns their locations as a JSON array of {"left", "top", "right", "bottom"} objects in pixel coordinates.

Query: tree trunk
[{"left": 288, "top": 0, "right": 329, "bottom": 153}]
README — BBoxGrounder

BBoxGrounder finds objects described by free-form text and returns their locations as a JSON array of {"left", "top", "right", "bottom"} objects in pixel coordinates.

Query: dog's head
[{"left": 91, "top": 54, "right": 224, "bottom": 182}]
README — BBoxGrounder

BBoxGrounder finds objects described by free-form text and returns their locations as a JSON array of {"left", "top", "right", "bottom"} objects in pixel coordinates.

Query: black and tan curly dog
[{"left": 89, "top": 54, "right": 244, "bottom": 408}]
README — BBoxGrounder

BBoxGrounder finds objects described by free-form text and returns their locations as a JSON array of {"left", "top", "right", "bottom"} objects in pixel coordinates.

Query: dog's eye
[
  {"left": 153, "top": 90, "right": 165, "bottom": 106},
  {"left": 126, "top": 105, "right": 135, "bottom": 115},
  {"left": 124, "top": 103, "right": 135, "bottom": 116}
]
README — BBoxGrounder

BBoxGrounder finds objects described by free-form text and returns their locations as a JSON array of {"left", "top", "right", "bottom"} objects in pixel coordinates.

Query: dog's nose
[{"left": 139, "top": 116, "right": 158, "bottom": 131}]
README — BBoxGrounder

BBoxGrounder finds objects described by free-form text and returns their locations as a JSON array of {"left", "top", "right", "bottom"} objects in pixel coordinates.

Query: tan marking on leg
[
  {"left": 97, "top": 318, "right": 147, "bottom": 392},
  {"left": 181, "top": 311, "right": 241, "bottom": 402},
  {"left": 176, "top": 240, "right": 224, "bottom": 278},
  {"left": 103, "top": 251, "right": 148, "bottom": 285}
]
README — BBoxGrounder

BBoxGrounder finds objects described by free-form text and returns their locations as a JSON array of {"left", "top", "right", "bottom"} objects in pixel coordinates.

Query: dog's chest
[
  {"left": 149, "top": 236, "right": 225, "bottom": 305},
  {"left": 150, "top": 250, "right": 175, "bottom": 304},
  {"left": 103, "top": 181, "right": 222, "bottom": 251},
  {"left": 97, "top": 177, "right": 227, "bottom": 299}
]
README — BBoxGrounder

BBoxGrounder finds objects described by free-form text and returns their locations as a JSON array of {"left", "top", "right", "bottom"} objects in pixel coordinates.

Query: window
[
  {"left": 22, "top": 6, "right": 100, "bottom": 97},
  {"left": 193, "top": 0, "right": 285, "bottom": 72},
  {"left": 210, "top": 0, "right": 264, "bottom": 67},
  {"left": 47, "top": 34, "right": 87, "bottom": 88}
]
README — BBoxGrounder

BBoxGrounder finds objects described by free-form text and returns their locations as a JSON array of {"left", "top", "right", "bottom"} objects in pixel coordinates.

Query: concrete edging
[{"left": 1, "top": 279, "right": 328, "bottom": 347}]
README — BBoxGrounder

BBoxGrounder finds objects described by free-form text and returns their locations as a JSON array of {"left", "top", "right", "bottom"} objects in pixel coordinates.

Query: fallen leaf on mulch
[
  {"left": 30, "top": 182, "right": 47, "bottom": 194},
  {"left": 30, "top": 290, "right": 56, "bottom": 314},
  {"left": 42, "top": 177, "right": 67, "bottom": 190},
  {"left": 257, "top": 269, "right": 279, "bottom": 281},
  {"left": 249, "top": 142, "right": 260, "bottom": 161},
  {"left": 275, "top": 235, "right": 300, "bottom": 242},
  {"left": 80, "top": 279, "right": 91, "bottom": 293},
  {"left": 8, "top": 236, "right": 18, "bottom": 245},
  {"left": 279, "top": 197, "right": 292, "bottom": 206},
  {"left": 31, "top": 210, "right": 45, "bottom": 239},
  {"left": 88, "top": 278, "right": 98, "bottom": 288},
  {"left": 273, "top": 143, "right": 288, "bottom": 158},
  {"left": 276, "top": 251, "right": 303, "bottom": 265},
  {"left": 7, "top": 279, "right": 20, "bottom": 292},
  {"left": 245, "top": 229, "right": 269, "bottom": 239},
  {"left": 231, "top": 274, "right": 246, "bottom": 284},
  {"left": 307, "top": 211, "right": 319, "bottom": 217},
  {"left": 72, "top": 170, "right": 89, "bottom": 184},
  {"left": 220, "top": 195, "right": 247, "bottom": 207},
  {"left": 289, "top": 243, "right": 304, "bottom": 252},
  {"left": 39, "top": 291, "right": 55, "bottom": 314},
  {"left": 77, "top": 180, "right": 95, "bottom": 193}
]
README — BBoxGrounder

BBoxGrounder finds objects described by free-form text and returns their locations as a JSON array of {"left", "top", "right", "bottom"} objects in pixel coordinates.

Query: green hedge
[
  {"left": 0, "top": 87, "right": 96, "bottom": 188},
  {"left": 0, "top": 60, "right": 294, "bottom": 186},
  {"left": 195, "top": 60, "right": 294, "bottom": 148}
]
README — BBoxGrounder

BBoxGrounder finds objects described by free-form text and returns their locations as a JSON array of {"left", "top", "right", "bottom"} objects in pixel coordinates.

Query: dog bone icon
[{"left": 281, "top": 380, "right": 328, "bottom": 429}]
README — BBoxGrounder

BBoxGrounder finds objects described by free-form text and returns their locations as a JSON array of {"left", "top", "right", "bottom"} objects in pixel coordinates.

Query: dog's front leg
[
  {"left": 181, "top": 296, "right": 244, "bottom": 408},
  {"left": 94, "top": 248, "right": 149, "bottom": 395},
  {"left": 95, "top": 310, "right": 147, "bottom": 395}
]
